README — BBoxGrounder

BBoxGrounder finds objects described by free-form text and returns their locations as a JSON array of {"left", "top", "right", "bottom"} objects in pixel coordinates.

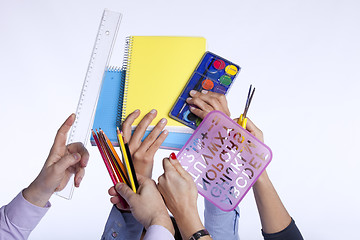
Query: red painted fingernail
[{"left": 170, "top": 152, "right": 177, "bottom": 160}]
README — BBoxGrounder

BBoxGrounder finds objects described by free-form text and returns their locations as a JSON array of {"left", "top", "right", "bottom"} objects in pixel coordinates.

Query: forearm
[
  {"left": 173, "top": 208, "right": 212, "bottom": 240},
  {"left": 252, "top": 171, "right": 292, "bottom": 234}
]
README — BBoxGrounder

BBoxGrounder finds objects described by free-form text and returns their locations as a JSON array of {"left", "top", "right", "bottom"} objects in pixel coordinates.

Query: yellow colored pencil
[{"left": 117, "top": 128, "right": 137, "bottom": 193}]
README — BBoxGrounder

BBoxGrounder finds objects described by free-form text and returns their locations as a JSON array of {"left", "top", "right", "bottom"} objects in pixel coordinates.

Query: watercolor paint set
[{"left": 170, "top": 51, "right": 240, "bottom": 129}]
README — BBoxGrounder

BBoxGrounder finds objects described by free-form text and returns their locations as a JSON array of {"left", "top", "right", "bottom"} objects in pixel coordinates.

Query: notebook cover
[
  {"left": 90, "top": 67, "right": 123, "bottom": 146},
  {"left": 122, "top": 36, "right": 206, "bottom": 133},
  {"left": 177, "top": 110, "right": 272, "bottom": 211}
]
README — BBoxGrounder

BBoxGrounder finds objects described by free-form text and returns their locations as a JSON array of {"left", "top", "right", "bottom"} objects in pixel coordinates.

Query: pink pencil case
[{"left": 177, "top": 110, "right": 272, "bottom": 211}]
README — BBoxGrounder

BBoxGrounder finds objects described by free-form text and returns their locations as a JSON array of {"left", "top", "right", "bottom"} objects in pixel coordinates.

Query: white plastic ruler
[{"left": 57, "top": 9, "right": 122, "bottom": 200}]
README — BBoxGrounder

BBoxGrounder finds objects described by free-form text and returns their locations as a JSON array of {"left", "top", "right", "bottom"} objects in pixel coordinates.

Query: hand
[
  {"left": 245, "top": 118, "right": 264, "bottom": 142},
  {"left": 186, "top": 90, "right": 231, "bottom": 119},
  {"left": 115, "top": 174, "right": 174, "bottom": 235},
  {"left": 23, "top": 114, "right": 89, "bottom": 207},
  {"left": 158, "top": 154, "right": 206, "bottom": 240},
  {"left": 121, "top": 109, "right": 168, "bottom": 178}
]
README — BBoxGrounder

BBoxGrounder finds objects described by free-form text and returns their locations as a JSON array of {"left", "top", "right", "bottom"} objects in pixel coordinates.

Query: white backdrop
[{"left": 1, "top": 0, "right": 359, "bottom": 239}]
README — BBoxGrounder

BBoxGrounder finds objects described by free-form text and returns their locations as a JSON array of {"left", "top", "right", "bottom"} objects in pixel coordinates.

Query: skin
[
  {"left": 114, "top": 175, "right": 175, "bottom": 236},
  {"left": 190, "top": 90, "right": 293, "bottom": 234},
  {"left": 186, "top": 90, "right": 231, "bottom": 118},
  {"left": 157, "top": 156, "right": 212, "bottom": 240},
  {"left": 23, "top": 113, "right": 89, "bottom": 207},
  {"left": 108, "top": 109, "right": 169, "bottom": 208},
  {"left": 108, "top": 109, "right": 174, "bottom": 235},
  {"left": 121, "top": 109, "right": 168, "bottom": 178},
  {"left": 244, "top": 119, "right": 292, "bottom": 234}
]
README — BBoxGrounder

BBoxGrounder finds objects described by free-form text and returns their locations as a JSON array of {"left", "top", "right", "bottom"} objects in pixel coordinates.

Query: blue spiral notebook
[{"left": 90, "top": 67, "right": 193, "bottom": 150}]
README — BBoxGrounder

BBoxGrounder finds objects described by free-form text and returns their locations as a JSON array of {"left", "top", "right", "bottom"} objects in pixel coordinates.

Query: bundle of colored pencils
[{"left": 91, "top": 128, "right": 139, "bottom": 194}]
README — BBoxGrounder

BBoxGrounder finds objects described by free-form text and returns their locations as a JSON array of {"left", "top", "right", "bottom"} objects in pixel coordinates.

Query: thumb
[{"left": 115, "top": 182, "right": 137, "bottom": 205}]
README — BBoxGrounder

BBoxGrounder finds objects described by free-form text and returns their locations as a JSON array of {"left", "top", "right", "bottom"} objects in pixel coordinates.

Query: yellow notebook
[{"left": 121, "top": 36, "right": 206, "bottom": 149}]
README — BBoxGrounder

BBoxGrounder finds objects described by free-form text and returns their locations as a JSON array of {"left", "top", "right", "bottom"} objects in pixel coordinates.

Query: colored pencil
[
  {"left": 101, "top": 130, "right": 130, "bottom": 186},
  {"left": 117, "top": 128, "right": 137, "bottom": 193},
  {"left": 97, "top": 129, "right": 121, "bottom": 183},
  {"left": 92, "top": 130, "right": 118, "bottom": 184},
  {"left": 124, "top": 142, "right": 139, "bottom": 190}
]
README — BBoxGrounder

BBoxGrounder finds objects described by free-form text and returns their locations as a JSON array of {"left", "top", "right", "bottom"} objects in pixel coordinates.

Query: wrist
[
  {"left": 149, "top": 214, "right": 175, "bottom": 236},
  {"left": 23, "top": 181, "right": 52, "bottom": 207},
  {"left": 174, "top": 212, "right": 205, "bottom": 239},
  {"left": 189, "top": 229, "right": 211, "bottom": 240}
]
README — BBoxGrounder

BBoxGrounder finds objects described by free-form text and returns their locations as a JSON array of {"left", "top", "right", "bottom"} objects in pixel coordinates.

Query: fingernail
[
  {"left": 150, "top": 109, "right": 156, "bottom": 114},
  {"left": 73, "top": 153, "right": 80, "bottom": 160},
  {"left": 160, "top": 118, "right": 167, "bottom": 124},
  {"left": 201, "top": 90, "right": 208, "bottom": 94},
  {"left": 115, "top": 183, "right": 124, "bottom": 191},
  {"left": 189, "top": 90, "right": 197, "bottom": 96},
  {"left": 134, "top": 109, "right": 140, "bottom": 113},
  {"left": 163, "top": 129, "right": 169, "bottom": 135},
  {"left": 186, "top": 97, "right": 192, "bottom": 102},
  {"left": 170, "top": 152, "right": 177, "bottom": 160},
  {"left": 76, "top": 177, "right": 82, "bottom": 187},
  {"left": 189, "top": 106, "right": 195, "bottom": 111}
]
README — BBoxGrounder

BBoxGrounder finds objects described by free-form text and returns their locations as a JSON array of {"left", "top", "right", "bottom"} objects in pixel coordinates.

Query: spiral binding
[{"left": 116, "top": 36, "right": 134, "bottom": 128}]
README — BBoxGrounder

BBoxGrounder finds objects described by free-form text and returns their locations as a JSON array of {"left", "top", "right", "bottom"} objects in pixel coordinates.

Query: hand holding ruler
[{"left": 56, "top": 9, "right": 122, "bottom": 200}]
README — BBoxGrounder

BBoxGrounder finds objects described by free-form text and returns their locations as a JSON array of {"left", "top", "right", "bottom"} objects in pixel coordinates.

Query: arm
[
  {"left": 0, "top": 113, "right": 89, "bottom": 240},
  {"left": 186, "top": 90, "right": 240, "bottom": 240},
  {"left": 102, "top": 109, "right": 169, "bottom": 239},
  {"left": 246, "top": 119, "right": 303, "bottom": 239},
  {"left": 157, "top": 154, "right": 212, "bottom": 240},
  {"left": 108, "top": 109, "right": 168, "bottom": 209}
]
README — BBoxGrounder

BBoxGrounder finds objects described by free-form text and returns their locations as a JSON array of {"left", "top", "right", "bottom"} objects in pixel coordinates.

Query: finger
[
  {"left": 188, "top": 105, "right": 208, "bottom": 119},
  {"left": 110, "top": 196, "right": 121, "bottom": 205},
  {"left": 162, "top": 157, "right": 176, "bottom": 173},
  {"left": 67, "top": 142, "right": 90, "bottom": 168},
  {"left": 162, "top": 157, "right": 188, "bottom": 180},
  {"left": 129, "top": 109, "right": 157, "bottom": 147},
  {"left": 56, "top": 152, "right": 81, "bottom": 172},
  {"left": 246, "top": 118, "right": 264, "bottom": 142},
  {"left": 50, "top": 114, "right": 76, "bottom": 155},
  {"left": 108, "top": 186, "right": 118, "bottom": 197},
  {"left": 190, "top": 90, "right": 230, "bottom": 116},
  {"left": 121, "top": 109, "right": 141, "bottom": 143},
  {"left": 74, "top": 167, "right": 85, "bottom": 187},
  {"left": 115, "top": 182, "right": 137, "bottom": 204},
  {"left": 140, "top": 118, "right": 167, "bottom": 152},
  {"left": 186, "top": 96, "right": 214, "bottom": 116},
  {"left": 168, "top": 153, "right": 191, "bottom": 179},
  {"left": 189, "top": 90, "right": 223, "bottom": 109},
  {"left": 147, "top": 129, "right": 169, "bottom": 156}
]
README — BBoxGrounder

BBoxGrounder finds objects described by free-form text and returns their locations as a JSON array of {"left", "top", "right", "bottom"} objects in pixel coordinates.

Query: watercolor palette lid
[{"left": 177, "top": 110, "right": 272, "bottom": 211}]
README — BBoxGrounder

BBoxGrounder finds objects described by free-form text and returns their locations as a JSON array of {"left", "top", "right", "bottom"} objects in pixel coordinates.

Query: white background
[{"left": 1, "top": 0, "right": 359, "bottom": 239}]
